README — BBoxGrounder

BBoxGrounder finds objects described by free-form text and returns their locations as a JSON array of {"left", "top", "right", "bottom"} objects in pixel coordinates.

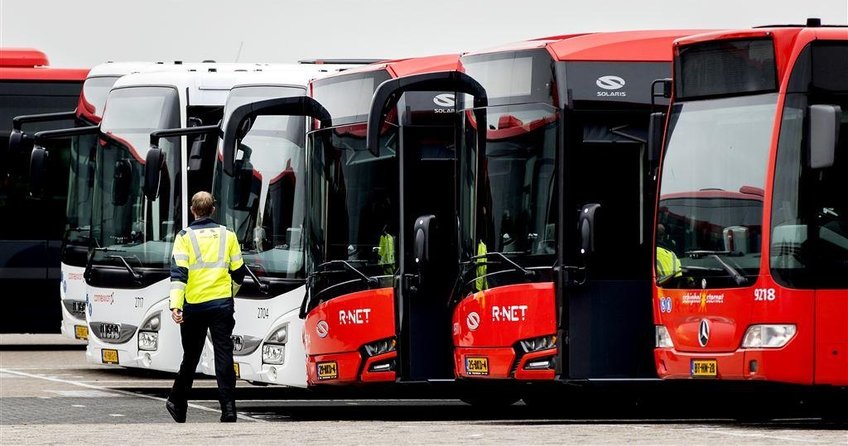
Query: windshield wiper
[
  {"left": 685, "top": 250, "right": 747, "bottom": 286},
  {"left": 469, "top": 251, "right": 535, "bottom": 280},
  {"left": 243, "top": 264, "right": 270, "bottom": 294},
  {"left": 105, "top": 254, "right": 143, "bottom": 282},
  {"left": 313, "top": 260, "right": 378, "bottom": 287}
]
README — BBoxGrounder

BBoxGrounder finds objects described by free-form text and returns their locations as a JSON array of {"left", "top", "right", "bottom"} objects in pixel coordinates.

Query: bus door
[
  {"left": 560, "top": 113, "right": 656, "bottom": 379},
  {"left": 395, "top": 91, "right": 457, "bottom": 381},
  {"left": 770, "top": 41, "right": 848, "bottom": 385}
]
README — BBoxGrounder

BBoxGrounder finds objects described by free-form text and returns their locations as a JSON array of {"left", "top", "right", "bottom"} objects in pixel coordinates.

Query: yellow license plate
[
  {"left": 101, "top": 349, "right": 119, "bottom": 364},
  {"left": 691, "top": 359, "right": 717, "bottom": 377},
  {"left": 233, "top": 363, "right": 240, "bottom": 378},
  {"left": 465, "top": 356, "right": 489, "bottom": 376},
  {"left": 317, "top": 361, "right": 338, "bottom": 380},
  {"left": 74, "top": 325, "right": 89, "bottom": 340}
]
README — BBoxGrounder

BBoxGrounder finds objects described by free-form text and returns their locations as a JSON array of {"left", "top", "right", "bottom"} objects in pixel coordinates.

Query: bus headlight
[
  {"left": 265, "top": 324, "right": 288, "bottom": 344},
  {"left": 140, "top": 312, "right": 161, "bottom": 331},
  {"left": 519, "top": 335, "right": 557, "bottom": 353},
  {"left": 138, "top": 312, "right": 161, "bottom": 351},
  {"left": 655, "top": 325, "right": 674, "bottom": 348},
  {"left": 363, "top": 338, "right": 396, "bottom": 357},
  {"left": 741, "top": 324, "right": 796, "bottom": 348},
  {"left": 262, "top": 323, "right": 289, "bottom": 365},
  {"left": 262, "top": 344, "right": 285, "bottom": 365},
  {"left": 138, "top": 331, "right": 159, "bottom": 351}
]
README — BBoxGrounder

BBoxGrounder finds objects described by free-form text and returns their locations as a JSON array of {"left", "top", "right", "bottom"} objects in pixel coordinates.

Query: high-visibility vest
[
  {"left": 475, "top": 240, "right": 488, "bottom": 291},
  {"left": 656, "top": 246, "right": 682, "bottom": 284},
  {"left": 378, "top": 233, "right": 395, "bottom": 274},
  {"left": 170, "top": 225, "right": 244, "bottom": 310}
]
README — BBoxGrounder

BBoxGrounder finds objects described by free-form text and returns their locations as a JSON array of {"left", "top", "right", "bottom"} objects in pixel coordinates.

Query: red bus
[
  {"left": 368, "top": 32, "right": 706, "bottom": 400},
  {"left": 0, "top": 48, "right": 87, "bottom": 333},
  {"left": 653, "top": 22, "right": 848, "bottom": 387},
  {"left": 300, "top": 55, "right": 462, "bottom": 386}
]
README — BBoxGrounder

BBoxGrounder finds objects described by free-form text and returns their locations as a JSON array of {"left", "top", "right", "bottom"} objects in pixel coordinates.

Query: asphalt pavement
[{"left": 0, "top": 334, "right": 846, "bottom": 445}]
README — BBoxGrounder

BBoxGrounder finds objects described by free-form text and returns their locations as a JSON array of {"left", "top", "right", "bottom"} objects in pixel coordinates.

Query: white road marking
[
  {"left": 683, "top": 426, "right": 828, "bottom": 444},
  {"left": 0, "top": 368, "right": 263, "bottom": 423},
  {"left": 0, "top": 372, "right": 24, "bottom": 379},
  {"left": 109, "top": 414, "right": 125, "bottom": 417},
  {"left": 47, "top": 390, "right": 117, "bottom": 398},
  {"left": 71, "top": 404, "right": 86, "bottom": 408}
]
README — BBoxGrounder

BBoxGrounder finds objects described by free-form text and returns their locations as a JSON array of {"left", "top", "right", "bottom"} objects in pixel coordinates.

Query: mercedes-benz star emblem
[{"left": 698, "top": 319, "right": 710, "bottom": 347}]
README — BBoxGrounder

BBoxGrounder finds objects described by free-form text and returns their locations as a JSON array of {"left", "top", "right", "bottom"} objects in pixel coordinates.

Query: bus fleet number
[
  {"left": 754, "top": 288, "right": 776, "bottom": 302},
  {"left": 257, "top": 308, "right": 269, "bottom": 319}
]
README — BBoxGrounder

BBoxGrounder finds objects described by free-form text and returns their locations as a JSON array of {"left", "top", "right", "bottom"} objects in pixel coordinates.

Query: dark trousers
[{"left": 169, "top": 300, "right": 236, "bottom": 407}]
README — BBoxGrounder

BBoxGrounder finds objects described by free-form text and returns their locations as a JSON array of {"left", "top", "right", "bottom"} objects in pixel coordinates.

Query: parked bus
[
  {"left": 367, "top": 32, "right": 704, "bottom": 402},
  {"left": 298, "top": 55, "right": 463, "bottom": 386},
  {"left": 0, "top": 48, "right": 87, "bottom": 333},
  {"left": 16, "top": 62, "right": 173, "bottom": 341},
  {"left": 67, "top": 66, "right": 282, "bottom": 371},
  {"left": 160, "top": 64, "right": 359, "bottom": 386},
  {"left": 653, "top": 22, "right": 848, "bottom": 387}
]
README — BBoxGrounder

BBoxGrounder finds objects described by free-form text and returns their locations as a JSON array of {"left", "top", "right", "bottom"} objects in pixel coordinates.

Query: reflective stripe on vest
[{"left": 184, "top": 226, "right": 229, "bottom": 270}]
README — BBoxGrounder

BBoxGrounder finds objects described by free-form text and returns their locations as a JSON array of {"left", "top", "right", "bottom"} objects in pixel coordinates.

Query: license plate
[
  {"left": 465, "top": 356, "right": 489, "bottom": 376},
  {"left": 99, "top": 323, "right": 121, "bottom": 340},
  {"left": 101, "top": 349, "right": 119, "bottom": 364},
  {"left": 74, "top": 325, "right": 88, "bottom": 340},
  {"left": 317, "top": 361, "right": 338, "bottom": 380},
  {"left": 691, "top": 359, "right": 717, "bottom": 377},
  {"left": 233, "top": 363, "right": 240, "bottom": 379}
]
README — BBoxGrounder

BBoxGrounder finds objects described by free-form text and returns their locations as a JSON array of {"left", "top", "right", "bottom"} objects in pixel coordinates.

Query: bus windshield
[
  {"left": 64, "top": 77, "right": 122, "bottom": 257},
  {"left": 306, "top": 124, "right": 398, "bottom": 302},
  {"left": 213, "top": 87, "right": 308, "bottom": 279},
  {"left": 458, "top": 104, "right": 558, "bottom": 290},
  {"left": 656, "top": 94, "right": 777, "bottom": 288},
  {"left": 90, "top": 86, "right": 181, "bottom": 269}
]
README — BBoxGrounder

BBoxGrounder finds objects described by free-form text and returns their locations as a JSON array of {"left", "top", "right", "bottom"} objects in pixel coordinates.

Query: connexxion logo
[{"left": 595, "top": 75, "right": 627, "bottom": 97}]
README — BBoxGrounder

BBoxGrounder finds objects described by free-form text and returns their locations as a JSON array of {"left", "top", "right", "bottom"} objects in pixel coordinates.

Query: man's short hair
[{"left": 191, "top": 191, "right": 215, "bottom": 218}]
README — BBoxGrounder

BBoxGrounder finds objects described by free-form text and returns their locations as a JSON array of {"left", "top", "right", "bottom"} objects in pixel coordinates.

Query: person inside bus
[{"left": 656, "top": 223, "right": 682, "bottom": 285}]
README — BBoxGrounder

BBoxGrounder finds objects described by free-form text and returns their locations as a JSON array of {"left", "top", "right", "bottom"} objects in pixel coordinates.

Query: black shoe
[
  {"left": 166, "top": 399, "right": 187, "bottom": 423},
  {"left": 220, "top": 401, "right": 237, "bottom": 423}
]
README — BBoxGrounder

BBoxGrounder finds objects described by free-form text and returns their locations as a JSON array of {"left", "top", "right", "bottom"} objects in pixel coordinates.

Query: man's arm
[
  {"left": 170, "top": 232, "right": 190, "bottom": 313},
  {"left": 227, "top": 231, "right": 246, "bottom": 294}
]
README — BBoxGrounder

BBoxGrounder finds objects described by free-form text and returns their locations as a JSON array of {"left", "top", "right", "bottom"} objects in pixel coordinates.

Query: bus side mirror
[
  {"left": 113, "top": 159, "right": 133, "bottom": 206},
  {"left": 579, "top": 204, "right": 600, "bottom": 256},
  {"left": 413, "top": 215, "right": 436, "bottom": 268},
  {"left": 808, "top": 104, "right": 840, "bottom": 169},
  {"left": 143, "top": 148, "right": 166, "bottom": 201},
  {"left": 647, "top": 112, "right": 666, "bottom": 164},
  {"left": 28, "top": 145, "right": 49, "bottom": 198},
  {"left": 9, "top": 130, "right": 34, "bottom": 155}
]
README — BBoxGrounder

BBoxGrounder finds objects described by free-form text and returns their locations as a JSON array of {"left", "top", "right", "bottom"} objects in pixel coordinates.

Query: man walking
[{"left": 166, "top": 191, "right": 245, "bottom": 423}]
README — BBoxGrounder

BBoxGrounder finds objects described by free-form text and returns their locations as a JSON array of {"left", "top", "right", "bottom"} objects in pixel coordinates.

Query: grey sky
[{"left": 1, "top": 0, "right": 846, "bottom": 68}]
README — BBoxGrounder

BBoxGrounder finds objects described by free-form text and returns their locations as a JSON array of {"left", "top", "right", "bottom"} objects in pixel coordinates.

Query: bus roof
[
  {"left": 317, "top": 54, "right": 461, "bottom": 80},
  {"left": 464, "top": 30, "right": 709, "bottom": 62},
  {"left": 111, "top": 64, "right": 333, "bottom": 107},
  {"left": 548, "top": 30, "right": 710, "bottom": 62},
  {"left": 0, "top": 48, "right": 49, "bottom": 67},
  {"left": 0, "top": 48, "right": 88, "bottom": 81}
]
